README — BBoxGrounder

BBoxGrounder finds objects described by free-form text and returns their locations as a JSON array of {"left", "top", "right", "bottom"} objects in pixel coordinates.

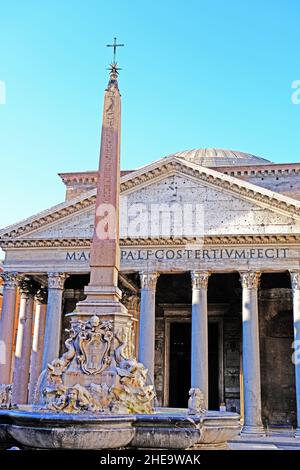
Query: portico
[
  {"left": 0, "top": 260, "right": 299, "bottom": 434},
  {"left": 1, "top": 146, "right": 300, "bottom": 433}
]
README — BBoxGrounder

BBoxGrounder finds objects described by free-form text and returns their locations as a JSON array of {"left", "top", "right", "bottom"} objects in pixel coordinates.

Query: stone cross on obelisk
[{"left": 71, "top": 42, "right": 131, "bottom": 338}]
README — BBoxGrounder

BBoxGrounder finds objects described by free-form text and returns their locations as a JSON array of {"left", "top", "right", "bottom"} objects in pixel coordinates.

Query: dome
[{"left": 167, "top": 148, "right": 272, "bottom": 167}]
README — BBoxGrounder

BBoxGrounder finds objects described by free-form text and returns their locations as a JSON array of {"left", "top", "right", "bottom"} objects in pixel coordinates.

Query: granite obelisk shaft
[
  {"left": 73, "top": 66, "right": 128, "bottom": 322},
  {"left": 89, "top": 70, "right": 121, "bottom": 292}
]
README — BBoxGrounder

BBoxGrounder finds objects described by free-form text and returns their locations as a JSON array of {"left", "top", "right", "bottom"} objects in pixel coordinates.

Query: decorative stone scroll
[
  {"left": 0, "top": 272, "right": 19, "bottom": 289},
  {"left": 48, "top": 272, "right": 68, "bottom": 290},
  {"left": 139, "top": 272, "right": 159, "bottom": 290},
  {"left": 35, "top": 315, "right": 155, "bottom": 414},
  {"left": 191, "top": 271, "right": 210, "bottom": 290},
  {"left": 240, "top": 271, "right": 260, "bottom": 289},
  {"left": 290, "top": 271, "right": 300, "bottom": 291}
]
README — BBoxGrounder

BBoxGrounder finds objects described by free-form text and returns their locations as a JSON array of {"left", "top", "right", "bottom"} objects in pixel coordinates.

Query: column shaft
[
  {"left": 138, "top": 272, "right": 159, "bottom": 385},
  {"left": 191, "top": 271, "right": 210, "bottom": 408},
  {"left": 290, "top": 272, "right": 300, "bottom": 436},
  {"left": 0, "top": 272, "right": 18, "bottom": 384},
  {"left": 28, "top": 288, "right": 47, "bottom": 402},
  {"left": 42, "top": 273, "right": 66, "bottom": 370},
  {"left": 12, "top": 281, "right": 35, "bottom": 404},
  {"left": 240, "top": 271, "right": 264, "bottom": 435}
]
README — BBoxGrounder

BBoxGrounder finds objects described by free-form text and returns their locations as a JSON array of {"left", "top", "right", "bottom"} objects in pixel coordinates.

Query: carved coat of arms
[
  {"left": 35, "top": 315, "right": 155, "bottom": 414},
  {"left": 77, "top": 317, "right": 113, "bottom": 375}
]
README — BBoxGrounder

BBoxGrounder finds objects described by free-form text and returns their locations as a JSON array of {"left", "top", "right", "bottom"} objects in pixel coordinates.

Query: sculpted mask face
[
  {"left": 68, "top": 389, "right": 78, "bottom": 403},
  {"left": 90, "top": 316, "right": 100, "bottom": 328}
]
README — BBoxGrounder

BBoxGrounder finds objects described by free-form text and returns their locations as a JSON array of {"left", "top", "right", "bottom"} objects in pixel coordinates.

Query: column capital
[
  {"left": 240, "top": 271, "right": 260, "bottom": 289},
  {"left": 35, "top": 287, "right": 48, "bottom": 304},
  {"left": 290, "top": 270, "right": 300, "bottom": 291},
  {"left": 139, "top": 271, "right": 159, "bottom": 290},
  {"left": 0, "top": 271, "right": 19, "bottom": 289},
  {"left": 19, "top": 276, "right": 38, "bottom": 298},
  {"left": 47, "top": 272, "right": 68, "bottom": 290},
  {"left": 191, "top": 271, "right": 210, "bottom": 289},
  {"left": 122, "top": 290, "right": 140, "bottom": 311}
]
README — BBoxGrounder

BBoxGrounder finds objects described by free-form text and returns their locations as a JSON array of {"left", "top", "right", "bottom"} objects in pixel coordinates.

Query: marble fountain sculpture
[
  {"left": 0, "top": 46, "right": 240, "bottom": 449},
  {"left": 0, "top": 313, "right": 240, "bottom": 450}
]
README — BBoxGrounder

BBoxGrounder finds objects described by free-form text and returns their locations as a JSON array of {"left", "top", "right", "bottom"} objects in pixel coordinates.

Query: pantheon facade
[{"left": 1, "top": 147, "right": 300, "bottom": 434}]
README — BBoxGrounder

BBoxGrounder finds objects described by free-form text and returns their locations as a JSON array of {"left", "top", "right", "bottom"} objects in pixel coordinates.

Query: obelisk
[
  {"left": 34, "top": 44, "right": 154, "bottom": 413},
  {"left": 72, "top": 56, "right": 130, "bottom": 335}
]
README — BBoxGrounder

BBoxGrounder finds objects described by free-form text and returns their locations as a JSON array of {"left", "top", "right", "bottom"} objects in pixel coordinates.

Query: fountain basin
[
  {"left": 0, "top": 410, "right": 15, "bottom": 449},
  {"left": 0, "top": 407, "right": 240, "bottom": 450},
  {"left": 131, "top": 408, "right": 241, "bottom": 450},
  {"left": 193, "top": 411, "right": 242, "bottom": 449},
  {"left": 0, "top": 408, "right": 134, "bottom": 450}
]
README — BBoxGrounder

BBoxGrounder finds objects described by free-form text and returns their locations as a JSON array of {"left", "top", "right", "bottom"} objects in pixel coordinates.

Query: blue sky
[{"left": 0, "top": 0, "right": 300, "bottom": 232}]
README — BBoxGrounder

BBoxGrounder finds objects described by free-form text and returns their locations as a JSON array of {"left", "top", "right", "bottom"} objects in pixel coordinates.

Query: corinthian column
[
  {"left": 290, "top": 271, "right": 300, "bottom": 437},
  {"left": 28, "top": 287, "right": 48, "bottom": 403},
  {"left": 138, "top": 272, "right": 159, "bottom": 385},
  {"left": 191, "top": 271, "right": 210, "bottom": 408},
  {"left": 42, "top": 273, "right": 67, "bottom": 370},
  {"left": 12, "top": 277, "right": 36, "bottom": 404},
  {"left": 240, "top": 271, "right": 264, "bottom": 435},
  {"left": 0, "top": 272, "right": 18, "bottom": 384}
]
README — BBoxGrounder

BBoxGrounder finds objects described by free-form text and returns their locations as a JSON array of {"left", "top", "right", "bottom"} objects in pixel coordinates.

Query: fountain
[
  {"left": 0, "top": 313, "right": 239, "bottom": 450},
  {"left": 0, "top": 44, "right": 240, "bottom": 450}
]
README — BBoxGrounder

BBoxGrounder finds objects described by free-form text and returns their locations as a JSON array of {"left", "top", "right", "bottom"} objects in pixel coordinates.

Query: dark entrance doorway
[
  {"left": 208, "top": 322, "right": 220, "bottom": 410},
  {"left": 168, "top": 322, "right": 191, "bottom": 408},
  {"left": 168, "top": 321, "right": 220, "bottom": 409}
]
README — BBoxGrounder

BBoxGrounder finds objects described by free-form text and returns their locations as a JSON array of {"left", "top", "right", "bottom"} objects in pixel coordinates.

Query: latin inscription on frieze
[
  {"left": 65, "top": 247, "right": 290, "bottom": 263},
  {"left": 121, "top": 247, "right": 288, "bottom": 261},
  {"left": 66, "top": 251, "right": 90, "bottom": 262}
]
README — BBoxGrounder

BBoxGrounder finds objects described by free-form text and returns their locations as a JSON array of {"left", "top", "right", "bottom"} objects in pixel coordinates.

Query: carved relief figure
[
  {"left": 188, "top": 388, "right": 206, "bottom": 415},
  {"left": 113, "top": 358, "right": 155, "bottom": 413},
  {"left": 0, "top": 384, "right": 12, "bottom": 408}
]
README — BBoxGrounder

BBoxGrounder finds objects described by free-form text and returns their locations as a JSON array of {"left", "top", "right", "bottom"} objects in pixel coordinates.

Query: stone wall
[
  {"left": 259, "top": 288, "right": 296, "bottom": 427},
  {"left": 154, "top": 317, "right": 165, "bottom": 406},
  {"left": 238, "top": 172, "right": 300, "bottom": 200}
]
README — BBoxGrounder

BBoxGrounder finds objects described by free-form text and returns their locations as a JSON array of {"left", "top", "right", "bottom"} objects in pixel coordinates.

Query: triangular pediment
[
  {"left": 120, "top": 173, "right": 300, "bottom": 238},
  {"left": 2, "top": 156, "right": 300, "bottom": 244}
]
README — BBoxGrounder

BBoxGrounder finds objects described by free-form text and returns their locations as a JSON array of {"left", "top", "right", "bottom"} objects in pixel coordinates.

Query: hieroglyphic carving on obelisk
[
  {"left": 72, "top": 48, "right": 129, "bottom": 323},
  {"left": 89, "top": 63, "right": 122, "bottom": 290}
]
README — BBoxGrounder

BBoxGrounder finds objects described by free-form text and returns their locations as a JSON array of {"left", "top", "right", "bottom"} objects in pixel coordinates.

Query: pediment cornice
[{"left": 1, "top": 233, "right": 300, "bottom": 249}]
